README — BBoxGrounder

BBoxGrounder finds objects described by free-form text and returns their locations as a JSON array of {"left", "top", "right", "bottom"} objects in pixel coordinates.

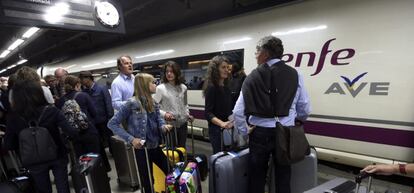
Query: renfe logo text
[{"left": 282, "top": 38, "right": 355, "bottom": 76}]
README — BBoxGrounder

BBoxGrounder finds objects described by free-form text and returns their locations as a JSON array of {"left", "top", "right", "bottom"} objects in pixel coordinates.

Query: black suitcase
[
  {"left": 71, "top": 154, "right": 111, "bottom": 193},
  {"left": 186, "top": 122, "right": 208, "bottom": 181},
  {"left": 0, "top": 150, "right": 36, "bottom": 193}
]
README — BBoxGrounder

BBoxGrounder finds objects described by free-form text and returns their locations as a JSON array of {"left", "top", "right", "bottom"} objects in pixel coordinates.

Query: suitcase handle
[
  {"left": 131, "top": 143, "right": 154, "bottom": 193},
  {"left": 190, "top": 121, "right": 195, "bottom": 156},
  {"left": 354, "top": 171, "right": 373, "bottom": 193}
]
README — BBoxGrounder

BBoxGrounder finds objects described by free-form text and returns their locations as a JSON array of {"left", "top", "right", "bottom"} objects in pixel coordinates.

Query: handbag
[{"left": 274, "top": 121, "right": 310, "bottom": 165}]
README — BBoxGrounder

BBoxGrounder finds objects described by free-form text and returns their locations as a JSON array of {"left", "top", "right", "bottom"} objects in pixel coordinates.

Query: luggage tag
[
  {"left": 85, "top": 153, "right": 99, "bottom": 158},
  {"left": 195, "top": 156, "right": 203, "bottom": 163},
  {"left": 14, "top": 176, "right": 29, "bottom": 180}
]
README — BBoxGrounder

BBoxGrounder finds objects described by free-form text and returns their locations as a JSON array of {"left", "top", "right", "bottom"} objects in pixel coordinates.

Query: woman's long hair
[
  {"left": 134, "top": 73, "right": 155, "bottom": 112},
  {"left": 161, "top": 61, "right": 185, "bottom": 85},
  {"left": 202, "top": 55, "right": 229, "bottom": 95},
  {"left": 11, "top": 80, "right": 48, "bottom": 119}
]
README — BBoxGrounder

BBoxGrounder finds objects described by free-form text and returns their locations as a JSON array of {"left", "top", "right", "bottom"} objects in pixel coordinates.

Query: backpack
[
  {"left": 62, "top": 92, "right": 89, "bottom": 133},
  {"left": 18, "top": 106, "right": 58, "bottom": 166}
]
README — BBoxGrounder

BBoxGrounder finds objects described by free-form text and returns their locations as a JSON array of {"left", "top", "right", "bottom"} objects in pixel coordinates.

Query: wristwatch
[
  {"left": 95, "top": 1, "right": 120, "bottom": 28},
  {"left": 399, "top": 164, "right": 407, "bottom": 174}
]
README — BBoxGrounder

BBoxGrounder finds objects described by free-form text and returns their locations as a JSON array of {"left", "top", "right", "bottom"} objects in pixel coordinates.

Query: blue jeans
[
  {"left": 28, "top": 157, "right": 70, "bottom": 193},
  {"left": 208, "top": 124, "right": 222, "bottom": 154},
  {"left": 248, "top": 126, "right": 291, "bottom": 193}
]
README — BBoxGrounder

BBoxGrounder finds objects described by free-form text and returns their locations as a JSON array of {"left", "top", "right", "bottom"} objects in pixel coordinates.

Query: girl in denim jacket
[{"left": 108, "top": 73, "right": 172, "bottom": 193}]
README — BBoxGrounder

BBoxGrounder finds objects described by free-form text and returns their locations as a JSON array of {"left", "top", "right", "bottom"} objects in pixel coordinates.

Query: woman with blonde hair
[{"left": 108, "top": 73, "right": 172, "bottom": 193}]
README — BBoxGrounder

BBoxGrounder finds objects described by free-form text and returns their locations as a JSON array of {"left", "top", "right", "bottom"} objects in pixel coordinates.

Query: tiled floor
[{"left": 62, "top": 139, "right": 410, "bottom": 193}]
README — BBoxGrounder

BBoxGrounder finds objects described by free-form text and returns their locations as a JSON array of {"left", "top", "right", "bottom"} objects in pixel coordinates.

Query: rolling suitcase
[
  {"left": 186, "top": 122, "right": 208, "bottom": 181},
  {"left": 209, "top": 126, "right": 249, "bottom": 193},
  {"left": 165, "top": 127, "right": 202, "bottom": 193},
  {"left": 131, "top": 142, "right": 154, "bottom": 193},
  {"left": 269, "top": 147, "right": 318, "bottom": 193},
  {"left": 163, "top": 123, "right": 186, "bottom": 164},
  {"left": 71, "top": 153, "right": 111, "bottom": 193},
  {"left": 0, "top": 150, "right": 35, "bottom": 193},
  {"left": 209, "top": 148, "right": 249, "bottom": 193},
  {"left": 165, "top": 129, "right": 185, "bottom": 193},
  {"left": 0, "top": 175, "right": 36, "bottom": 193},
  {"left": 304, "top": 171, "right": 373, "bottom": 193},
  {"left": 110, "top": 135, "right": 140, "bottom": 191}
]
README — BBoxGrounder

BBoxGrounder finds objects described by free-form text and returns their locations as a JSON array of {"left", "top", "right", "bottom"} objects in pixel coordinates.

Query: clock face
[{"left": 95, "top": 1, "right": 120, "bottom": 28}]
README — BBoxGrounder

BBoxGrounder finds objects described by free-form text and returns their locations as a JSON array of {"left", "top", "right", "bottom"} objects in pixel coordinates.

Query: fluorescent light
[
  {"left": 0, "top": 50, "right": 11, "bottom": 58},
  {"left": 7, "top": 64, "right": 17, "bottom": 69},
  {"left": 0, "top": 69, "right": 6, "bottom": 73},
  {"left": 103, "top": 60, "right": 116, "bottom": 64},
  {"left": 8, "top": 39, "right": 24, "bottom": 50},
  {"left": 22, "top": 27, "right": 40, "bottom": 38},
  {"left": 135, "top": 49, "right": 174, "bottom": 59},
  {"left": 272, "top": 25, "right": 327, "bottom": 36},
  {"left": 223, "top": 37, "right": 252, "bottom": 45},
  {"left": 44, "top": 2, "right": 70, "bottom": 23},
  {"left": 81, "top": 63, "right": 101, "bottom": 68},
  {"left": 64, "top": 64, "right": 77, "bottom": 69},
  {"left": 17, "top": 59, "right": 28, "bottom": 65}
]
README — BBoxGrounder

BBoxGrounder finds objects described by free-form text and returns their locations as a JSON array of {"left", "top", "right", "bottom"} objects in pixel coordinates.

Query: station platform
[{"left": 64, "top": 139, "right": 411, "bottom": 193}]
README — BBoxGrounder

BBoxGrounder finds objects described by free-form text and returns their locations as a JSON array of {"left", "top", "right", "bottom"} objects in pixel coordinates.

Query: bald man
[{"left": 54, "top": 67, "right": 68, "bottom": 99}]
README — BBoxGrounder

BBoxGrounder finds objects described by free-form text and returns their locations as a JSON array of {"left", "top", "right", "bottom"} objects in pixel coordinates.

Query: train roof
[{"left": 0, "top": 0, "right": 297, "bottom": 76}]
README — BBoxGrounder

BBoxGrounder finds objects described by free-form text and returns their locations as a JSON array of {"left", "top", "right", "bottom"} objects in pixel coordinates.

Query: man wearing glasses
[{"left": 233, "top": 36, "right": 311, "bottom": 193}]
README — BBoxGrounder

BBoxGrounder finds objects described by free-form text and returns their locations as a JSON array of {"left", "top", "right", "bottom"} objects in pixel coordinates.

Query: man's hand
[{"left": 247, "top": 124, "right": 256, "bottom": 134}]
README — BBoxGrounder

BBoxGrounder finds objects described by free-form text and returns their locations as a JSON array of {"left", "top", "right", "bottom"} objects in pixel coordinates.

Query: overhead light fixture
[
  {"left": 272, "top": 25, "right": 327, "bottom": 36},
  {"left": 8, "top": 39, "right": 24, "bottom": 50},
  {"left": 64, "top": 64, "right": 77, "bottom": 69},
  {"left": 0, "top": 50, "right": 11, "bottom": 58},
  {"left": 222, "top": 37, "right": 252, "bottom": 45},
  {"left": 7, "top": 64, "right": 17, "bottom": 69},
  {"left": 0, "top": 69, "right": 6, "bottom": 73},
  {"left": 135, "top": 50, "right": 174, "bottom": 59},
  {"left": 17, "top": 59, "right": 28, "bottom": 65},
  {"left": 81, "top": 63, "right": 101, "bottom": 68},
  {"left": 22, "top": 27, "right": 40, "bottom": 38},
  {"left": 44, "top": 2, "right": 70, "bottom": 24},
  {"left": 103, "top": 60, "right": 116, "bottom": 64}
]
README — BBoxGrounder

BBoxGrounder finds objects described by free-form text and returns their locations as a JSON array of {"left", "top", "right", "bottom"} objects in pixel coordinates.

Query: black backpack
[{"left": 18, "top": 106, "right": 58, "bottom": 166}]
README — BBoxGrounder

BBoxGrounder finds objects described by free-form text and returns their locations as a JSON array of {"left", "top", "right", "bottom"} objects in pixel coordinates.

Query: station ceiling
[{"left": 0, "top": 0, "right": 296, "bottom": 76}]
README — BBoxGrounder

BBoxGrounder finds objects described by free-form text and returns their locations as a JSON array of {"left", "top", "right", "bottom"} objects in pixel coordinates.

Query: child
[{"left": 108, "top": 73, "right": 172, "bottom": 193}]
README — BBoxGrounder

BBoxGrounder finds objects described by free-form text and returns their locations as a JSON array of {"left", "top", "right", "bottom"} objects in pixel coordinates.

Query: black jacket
[{"left": 5, "top": 105, "right": 77, "bottom": 159}]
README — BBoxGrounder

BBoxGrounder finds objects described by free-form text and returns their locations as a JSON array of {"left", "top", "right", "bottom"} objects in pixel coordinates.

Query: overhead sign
[{"left": 0, "top": 0, "right": 125, "bottom": 34}]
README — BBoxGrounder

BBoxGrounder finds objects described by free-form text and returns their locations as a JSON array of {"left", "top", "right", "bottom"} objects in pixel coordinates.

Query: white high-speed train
[{"left": 43, "top": 0, "right": 414, "bottom": 168}]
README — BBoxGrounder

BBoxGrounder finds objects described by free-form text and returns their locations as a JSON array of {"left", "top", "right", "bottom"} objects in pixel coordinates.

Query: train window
[
  {"left": 69, "top": 49, "right": 244, "bottom": 90},
  {"left": 134, "top": 49, "right": 244, "bottom": 90}
]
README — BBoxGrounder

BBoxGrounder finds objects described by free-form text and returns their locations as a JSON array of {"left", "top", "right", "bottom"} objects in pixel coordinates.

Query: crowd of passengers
[
  {"left": 0, "top": 36, "right": 411, "bottom": 193},
  {"left": 0, "top": 49, "right": 247, "bottom": 193}
]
